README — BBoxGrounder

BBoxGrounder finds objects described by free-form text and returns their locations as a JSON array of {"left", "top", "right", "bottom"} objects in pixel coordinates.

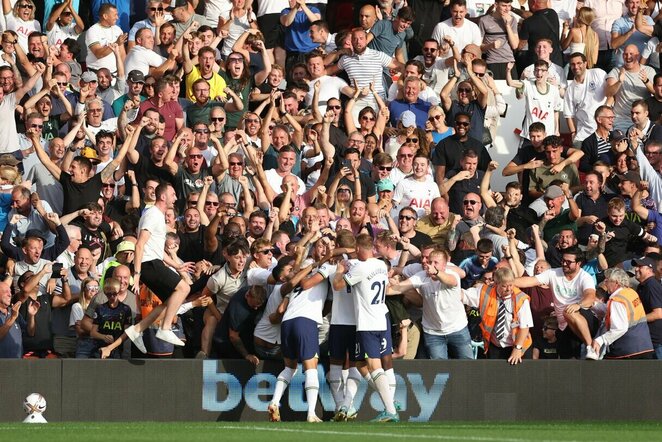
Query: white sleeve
[
  {"left": 517, "top": 299, "right": 534, "bottom": 328},
  {"left": 408, "top": 271, "right": 427, "bottom": 289},
  {"left": 595, "top": 301, "right": 629, "bottom": 346},
  {"left": 534, "top": 269, "right": 552, "bottom": 286},
  {"left": 462, "top": 285, "right": 481, "bottom": 308}
]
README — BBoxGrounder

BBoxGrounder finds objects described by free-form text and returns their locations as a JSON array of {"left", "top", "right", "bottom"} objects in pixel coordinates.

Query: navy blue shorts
[
  {"left": 356, "top": 330, "right": 391, "bottom": 359},
  {"left": 281, "top": 317, "right": 320, "bottom": 362},
  {"left": 328, "top": 324, "right": 358, "bottom": 361}
]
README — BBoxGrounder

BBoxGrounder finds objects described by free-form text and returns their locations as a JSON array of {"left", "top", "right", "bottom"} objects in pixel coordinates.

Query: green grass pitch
[{"left": 1, "top": 421, "right": 662, "bottom": 441}]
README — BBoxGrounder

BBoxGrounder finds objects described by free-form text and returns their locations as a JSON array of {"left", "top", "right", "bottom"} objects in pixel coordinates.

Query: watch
[{"left": 515, "top": 344, "right": 523, "bottom": 350}]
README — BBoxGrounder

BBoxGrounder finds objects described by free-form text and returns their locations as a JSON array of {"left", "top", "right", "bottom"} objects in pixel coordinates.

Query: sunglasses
[
  {"left": 227, "top": 58, "right": 243, "bottom": 63},
  {"left": 455, "top": 121, "right": 470, "bottom": 127},
  {"left": 428, "top": 115, "right": 443, "bottom": 122},
  {"left": 474, "top": 72, "right": 486, "bottom": 77},
  {"left": 361, "top": 115, "right": 375, "bottom": 121},
  {"left": 188, "top": 199, "right": 198, "bottom": 204},
  {"left": 102, "top": 183, "right": 116, "bottom": 188},
  {"left": 328, "top": 105, "right": 342, "bottom": 110},
  {"left": 150, "top": 7, "right": 164, "bottom": 11},
  {"left": 188, "top": 154, "right": 203, "bottom": 159},
  {"left": 378, "top": 166, "right": 393, "bottom": 171},
  {"left": 422, "top": 47, "right": 437, "bottom": 52},
  {"left": 30, "top": 124, "right": 43, "bottom": 129},
  {"left": 56, "top": 81, "right": 67, "bottom": 86},
  {"left": 194, "top": 129, "right": 210, "bottom": 134},
  {"left": 205, "top": 201, "right": 220, "bottom": 206},
  {"left": 463, "top": 200, "right": 478, "bottom": 205},
  {"left": 211, "top": 117, "right": 225, "bottom": 122},
  {"left": 244, "top": 118, "right": 259, "bottom": 123},
  {"left": 399, "top": 215, "right": 416, "bottom": 221},
  {"left": 458, "top": 88, "right": 472, "bottom": 93},
  {"left": 406, "top": 137, "right": 418, "bottom": 143},
  {"left": 18, "top": 4, "right": 33, "bottom": 9},
  {"left": 229, "top": 161, "right": 243, "bottom": 166},
  {"left": 337, "top": 188, "right": 351, "bottom": 193},
  {"left": 257, "top": 249, "right": 274, "bottom": 255},
  {"left": 561, "top": 259, "right": 576, "bottom": 265},
  {"left": 398, "top": 154, "right": 414, "bottom": 158},
  {"left": 87, "top": 286, "right": 100, "bottom": 291}
]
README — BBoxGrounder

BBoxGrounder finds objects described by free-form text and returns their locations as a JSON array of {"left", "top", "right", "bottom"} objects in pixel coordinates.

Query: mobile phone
[{"left": 51, "top": 263, "right": 63, "bottom": 279}]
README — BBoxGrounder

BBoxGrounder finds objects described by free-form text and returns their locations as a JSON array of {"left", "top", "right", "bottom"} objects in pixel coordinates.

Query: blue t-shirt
[
  {"left": 281, "top": 7, "right": 320, "bottom": 53},
  {"left": 459, "top": 255, "right": 498, "bottom": 289}
]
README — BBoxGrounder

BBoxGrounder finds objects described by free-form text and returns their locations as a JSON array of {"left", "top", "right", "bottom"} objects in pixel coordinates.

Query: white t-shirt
[
  {"left": 124, "top": 45, "right": 166, "bottom": 77},
  {"left": 387, "top": 83, "right": 441, "bottom": 106},
  {"left": 5, "top": 14, "right": 40, "bottom": 53},
  {"left": 85, "top": 23, "right": 124, "bottom": 72},
  {"left": 301, "top": 144, "right": 323, "bottom": 191},
  {"left": 305, "top": 75, "right": 349, "bottom": 114},
  {"left": 344, "top": 257, "right": 389, "bottom": 332},
  {"left": 138, "top": 205, "right": 166, "bottom": 262},
  {"left": 0, "top": 92, "right": 19, "bottom": 153},
  {"left": 519, "top": 80, "right": 563, "bottom": 139},
  {"left": 521, "top": 62, "right": 567, "bottom": 89},
  {"left": 282, "top": 265, "right": 330, "bottom": 324},
  {"left": 255, "top": 0, "right": 289, "bottom": 16},
  {"left": 264, "top": 169, "right": 305, "bottom": 195},
  {"left": 563, "top": 68, "right": 608, "bottom": 142},
  {"left": 69, "top": 302, "right": 84, "bottom": 328},
  {"left": 47, "top": 21, "right": 79, "bottom": 48},
  {"left": 430, "top": 18, "right": 482, "bottom": 53},
  {"left": 219, "top": 10, "right": 256, "bottom": 56},
  {"left": 392, "top": 176, "right": 440, "bottom": 218},
  {"left": 253, "top": 283, "right": 283, "bottom": 344},
  {"left": 321, "top": 261, "right": 357, "bottom": 326},
  {"left": 409, "top": 269, "right": 467, "bottom": 335},
  {"left": 642, "top": 37, "right": 661, "bottom": 69},
  {"left": 534, "top": 268, "right": 596, "bottom": 331}
]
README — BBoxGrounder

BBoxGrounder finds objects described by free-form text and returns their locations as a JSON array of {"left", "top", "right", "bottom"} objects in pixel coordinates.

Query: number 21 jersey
[{"left": 344, "top": 258, "right": 389, "bottom": 332}]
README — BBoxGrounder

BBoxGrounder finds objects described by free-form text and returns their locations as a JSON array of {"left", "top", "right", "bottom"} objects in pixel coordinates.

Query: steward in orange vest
[
  {"left": 478, "top": 283, "right": 533, "bottom": 355},
  {"left": 603, "top": 287, "right": 654, "bottom": 359}
]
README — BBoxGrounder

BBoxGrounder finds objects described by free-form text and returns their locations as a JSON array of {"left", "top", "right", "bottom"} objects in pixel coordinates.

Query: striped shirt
[{"left": 338, "top": 48, "right": 392, "bottom": 99}]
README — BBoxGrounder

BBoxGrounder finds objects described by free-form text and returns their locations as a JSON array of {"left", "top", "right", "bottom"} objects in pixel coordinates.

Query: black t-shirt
[
  {"left": 59, "top": 172, "right": 103, "bottom": 215},
  {"left": 400, "top": 230, "right": 432, "bottom": 251},
  {"left": 213, "top": 287, "right": 261, "bottom": 357},
  {"left": 20, "top": 295, "right": 52, "bottom": 353},
  {"left": 178, "top": 228, "right": 206, "bottom": 264},
  {"left": 601, "top": 218, "right": 644, "bottom": 267},
  {"left": 174, "top": 166, "right": 213, "bottom": 213},
  {"left": 533, "top": 336, "right": 559, "bottom": 359},
  {"left": 646, "top": 96, "right": 662, "bottom": 123},
  {"left": 104, "top": 197, "right": 129, "bottom": 224},
  {"left": 574, "top": 192, "right": 612, "bottom": 245},
  {"left": 637, "top": 276, "right": 662, "bottom": 346},
  {"left": 507, "top": 205, "right": 540, "bottom": 243},
  {"left": 77, "top": 222, "right": 113, "bottom": 259},
  {"left": 432, "top": 135, "right": 491, "bottom": 172},
  {"left": 519, "top": 9, "right": 563, "bottom": 67},
  {"left": 336, "top": 172, "right": 377, "bottom": 201},
  {"left": 129, "top": 153, "right": 175, "bottom": 197},
  {"left": 445, "top": 168, "right": 483, "bottom": 215}
]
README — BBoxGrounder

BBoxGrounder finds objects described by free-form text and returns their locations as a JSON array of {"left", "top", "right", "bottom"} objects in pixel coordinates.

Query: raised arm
[{"left": 480, "top": 161, "right": 499, "bottom": 208}]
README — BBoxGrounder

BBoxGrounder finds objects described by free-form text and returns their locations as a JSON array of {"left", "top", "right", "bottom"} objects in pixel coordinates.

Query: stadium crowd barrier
[{"left": 1, "top": 359, "right": 658, "bottom": 422}]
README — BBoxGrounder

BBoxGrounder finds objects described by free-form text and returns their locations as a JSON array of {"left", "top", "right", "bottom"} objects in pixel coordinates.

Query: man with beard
[
  {"left": 564, "top": 53, "right": 608, "bottom": 149},
  {"left": 172, "top": 146, "right": 225, "bottom": 213},
  {"left": 178, "top": 207, "right": 206, "bottom": 263},
  {"left": 247, "top": 211, "right": 268, "bottom": 242},
  {"left": 112, "top": 71, "right": 146, "bottom": 120},
  {"left": 441, "top": 149, "right": 484, "bottom": 216},
  {"left": 186, "top": 79, "right": 224, "bottom": 127},
  {"left": 513, "top": 247, "right": 599, "bottom": 359},
  {"left": 184, "top": 46, "right": 227, "bottom": 102},
  {"left": 126, "top": 124, "right": 178, "bottom": 193},
  {"left": 134, "top": 77, "right": 184, "bottom": 142},
  {"left": 330, "top": 28, "right": 402, "bottom": 117},
  {"left": 432, "top": 112, "right": 491, "bottom": 186}
]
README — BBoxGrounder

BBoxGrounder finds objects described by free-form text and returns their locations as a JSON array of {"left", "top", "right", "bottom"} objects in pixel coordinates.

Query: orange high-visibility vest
[
  {"left": 604, "top": 287, "right": 653, "bottom": 359},
  {"left": 478, "top": 284, "right": 532, "bottom": 353}
]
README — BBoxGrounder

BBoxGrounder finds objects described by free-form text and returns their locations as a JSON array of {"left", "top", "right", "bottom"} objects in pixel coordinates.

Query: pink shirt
[{"left": 584, "top": 0, "right": 626, "bottom": 50}]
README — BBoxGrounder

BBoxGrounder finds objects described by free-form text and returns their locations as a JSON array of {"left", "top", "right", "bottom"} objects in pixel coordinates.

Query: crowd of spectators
[{"left": 0, "top": 0, "right": 662, "bottom": 367}]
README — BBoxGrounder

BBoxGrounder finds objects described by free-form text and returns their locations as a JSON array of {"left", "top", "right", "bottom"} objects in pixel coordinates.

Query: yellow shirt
[
  {"left": 415, "top": 213, "right": 456, "bottom": 247},
  {"left": 185, "top": 66, "right": 227, "bottom": 102}
]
